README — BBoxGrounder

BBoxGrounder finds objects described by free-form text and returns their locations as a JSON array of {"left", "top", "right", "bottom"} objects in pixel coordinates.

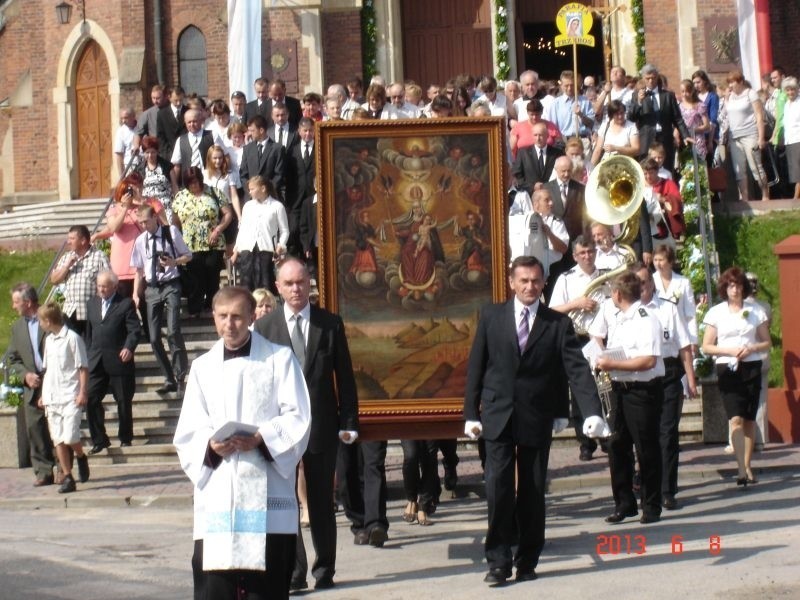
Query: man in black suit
[
  {"left": 243, "top": 77, "right": 271, "bottom": 126},
  {"left": 628, "top": 64, "right": 692, "bottom": 173},
  {"left": 285, "top": 117, "right": 316, "bottom": 257},
  {"left": 170, "top": 108, "right": 216, "bottom": 191},
  {"left": 85, "top": 270, "right": 141, "bottom": 453},
  {"left": 464, "top": 255, "right": 607, "bottom": 585},
  {"left": 512, "top": 122, "right": 565, "bottom": 195},
  {"left": 239, "top": 115, "right": 286, "bottom": 202},
  {"left": 254, "top": 257, "right": 359, "bottom": 591},
  {"left": 267, "top": 78, "right": 303, "bottom": 129},
  {"left": 268, "top": 102, "right": 299, "bottom": 152},
  {"left": 156, "top": 86, "right": 187, "bottom": 161},
  {"left": 7, "top": 282, "right": 56, "bottom": 486}
]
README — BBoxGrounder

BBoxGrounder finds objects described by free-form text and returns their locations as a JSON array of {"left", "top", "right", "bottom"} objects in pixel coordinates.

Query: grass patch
[
  {"left": 713, "top": 210, "right": 800, "bottom": 387},
  {"left": 0, "top": 250, "right": 58, "bottom": 352}
]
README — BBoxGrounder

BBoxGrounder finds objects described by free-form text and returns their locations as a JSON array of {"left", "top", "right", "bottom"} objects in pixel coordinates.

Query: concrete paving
[{"left": 0, "top": 443, "right": 798, "bottom": 599}]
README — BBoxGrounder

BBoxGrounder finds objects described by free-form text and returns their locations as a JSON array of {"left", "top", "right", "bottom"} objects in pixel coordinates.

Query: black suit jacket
[
  {"left": 156, "top": 105, "right": 187, "bottom": 161},
  {"left": 299, "top": 194, "right": 317, "bottom": 254},
  {"left": 285, "top": 141, "right": 315, "bottom": 215},
  {"left": 254, "top": 305, "right": 359, "bottom": 454},
  {"left": 243, "top": 99, "right": 270, "bottom": 126},
  {"left": 464, "top": 300, "right": 601, "bottom": 446},
  {"left": 629, "top": 88, "right": 690, "bottom": 166},
  {"left": 7, "top": 316, "right": 47, "bottom": 407},
  {"left": 266, "top": 96, "right": 303, "bottom": 129},
  {"left": 544, "top": 178, "right": 587, "bottom": 241},
  {"left": 512, "top": 144, "right": 565, "bottom": 194},
  {"left": 85, "top": 294, "right": 141, "bottom": 377},
  {"left": 268, "top": 125, "right": 299, "bottom": 155},
  {"left": 239, "top": 138, "right": 286, "bottom": 201}
]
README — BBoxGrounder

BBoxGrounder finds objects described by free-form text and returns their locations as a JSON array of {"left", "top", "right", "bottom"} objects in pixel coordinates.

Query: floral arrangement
[
  {"left": 361, "top": 0, "right": 377, "bottom": 81},
  {"left": 677, "top": 156, "right": 717, "bottom": 379},
  {"left": 494, "top": 1, "right": 510, "bottom": 82},
  {"left": 631, "top": 0, "right": 646, "bottom": 71},
  {"left": 0, "top": 366, "right": 23, "bottom": 408}
]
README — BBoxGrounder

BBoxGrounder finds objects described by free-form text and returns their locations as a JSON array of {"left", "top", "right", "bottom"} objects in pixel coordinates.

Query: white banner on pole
[
  {"left": 228, "top": 0, "right": 262, "bottom": 99},
  {"left": 736, "top": 0, "right": 760, "bottom": 85}
]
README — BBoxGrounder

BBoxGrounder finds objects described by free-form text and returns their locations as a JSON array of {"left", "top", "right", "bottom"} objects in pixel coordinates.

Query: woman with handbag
[{"left": 590, "top": 100, "right": 640, "bottom": 167}]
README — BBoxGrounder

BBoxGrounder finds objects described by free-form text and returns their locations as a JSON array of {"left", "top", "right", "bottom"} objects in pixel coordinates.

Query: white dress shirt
[{"left": 234, "top": 197, "right": 289, "bottom": 252}]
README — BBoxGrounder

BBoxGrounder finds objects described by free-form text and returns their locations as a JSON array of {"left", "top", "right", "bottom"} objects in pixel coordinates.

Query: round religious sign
[{"left": 270, "top": 51, "right": 288, "bottom": 73}]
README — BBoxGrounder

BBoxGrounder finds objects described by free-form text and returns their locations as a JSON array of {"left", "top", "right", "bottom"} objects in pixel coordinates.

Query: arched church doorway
[{"left": 75, "top": 40, "right": 111, "bottom": 198}]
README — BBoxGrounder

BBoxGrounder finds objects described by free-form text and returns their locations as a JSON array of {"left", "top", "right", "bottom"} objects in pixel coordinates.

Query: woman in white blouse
[
  {"left": 652, "top": 245, "right": 697, "bottom": 344},
  {"left": 590, "top": 99, "right": 640, "bottom": 167},
  {"left": 701, "top": 267, "right": 771, "bottom": 487}
]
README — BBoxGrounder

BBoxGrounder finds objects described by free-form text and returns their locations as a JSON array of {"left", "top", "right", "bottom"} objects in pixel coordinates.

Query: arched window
[{"left": 178, "top": 26, "right": 208, "bottom": 97}]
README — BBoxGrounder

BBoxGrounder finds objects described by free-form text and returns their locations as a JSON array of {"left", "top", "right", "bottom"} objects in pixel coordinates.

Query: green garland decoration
[
  {"left": 631, "top": 0, "right": 646, "bottom": 71},
  {"left": 677, "top": 152, "right": 715, "bottom": 378},
  {"left": 494, "top": 1, "right": 510, "bottom": 81},
  {"left": 361, "top": 0, "right": 377, "bottom": 82}
]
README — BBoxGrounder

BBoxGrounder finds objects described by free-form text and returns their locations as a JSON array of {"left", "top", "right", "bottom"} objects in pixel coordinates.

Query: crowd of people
[{"left": 5, "top": 61, "right": 782, "bottom": 598}]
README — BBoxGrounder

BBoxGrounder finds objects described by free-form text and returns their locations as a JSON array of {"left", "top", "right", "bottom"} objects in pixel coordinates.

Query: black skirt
[{"left": 716, "top": 360, "right": 762, "bottom": 420}]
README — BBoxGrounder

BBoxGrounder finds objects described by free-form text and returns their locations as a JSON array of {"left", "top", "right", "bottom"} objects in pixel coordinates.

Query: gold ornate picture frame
[{"left": 316, "top": 118, "right": 508, "bottom": 439}]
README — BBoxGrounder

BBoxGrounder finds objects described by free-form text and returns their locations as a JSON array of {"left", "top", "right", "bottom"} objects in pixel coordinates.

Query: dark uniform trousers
[
  {"left": 608, "top": 379, "right": 664, "bottom": 518},
  {"left": 660, "top": 357, "right": 685, "bottom": 496}
]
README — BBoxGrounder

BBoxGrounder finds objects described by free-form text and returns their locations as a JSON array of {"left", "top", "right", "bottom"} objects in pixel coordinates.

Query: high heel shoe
[
  {"left": 736, "top": 477, "right": 747, "bottom": 488},
  {"left": 402, "top": 501, "right": 418, "bottom": 523},
  {"left": 745, "top": 470, "right": 757, "bottom": 484},
  {"left": 417, "top": 509, "right": 432, "bottom": 526}
]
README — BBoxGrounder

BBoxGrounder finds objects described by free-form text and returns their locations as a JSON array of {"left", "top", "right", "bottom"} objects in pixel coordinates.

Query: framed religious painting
[{"left": 315, "top": 117, "right": 509, "bottom": 440}]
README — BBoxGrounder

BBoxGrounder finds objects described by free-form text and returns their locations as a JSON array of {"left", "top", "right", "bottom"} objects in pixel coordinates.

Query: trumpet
[{"left": 594, "top": 369, "right": 616, "bottom": 437}]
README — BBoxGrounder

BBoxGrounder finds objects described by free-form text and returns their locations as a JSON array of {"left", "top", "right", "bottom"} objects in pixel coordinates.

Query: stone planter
[
  {"left": 700, "top": 376, "right": 728, "bottom": 443},
  {"left": 0, "top": 405, "right": 30, "bottom": 468}
]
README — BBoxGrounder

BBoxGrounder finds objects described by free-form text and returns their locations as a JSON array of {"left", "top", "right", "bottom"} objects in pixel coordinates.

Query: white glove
[
  {"left": 583, "top": 416, "right": 611, "bottom": 439},
  {"left": 464, "top": 420, "right": 483, "bottom": 440},
  {"left": 552, "top": 418, "right": 569, "bottom": 434},
  {"left": 338, "top": 430, "right": 358, "bottom": 444}
]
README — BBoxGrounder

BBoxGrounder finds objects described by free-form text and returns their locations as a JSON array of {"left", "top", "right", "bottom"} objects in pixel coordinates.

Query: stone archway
[{"left": 54, "top": 21, "right": 120, "bottom": 200}]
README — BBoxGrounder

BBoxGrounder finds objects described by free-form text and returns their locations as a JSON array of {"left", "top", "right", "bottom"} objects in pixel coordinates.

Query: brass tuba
[{"left": 569, "top": 155, "right": 645, "bottom": 334}]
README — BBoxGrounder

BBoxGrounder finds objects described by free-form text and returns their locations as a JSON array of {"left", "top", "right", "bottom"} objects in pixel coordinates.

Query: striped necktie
[{"left": 518, "top": 306, "right": 530, "bottom": 353}]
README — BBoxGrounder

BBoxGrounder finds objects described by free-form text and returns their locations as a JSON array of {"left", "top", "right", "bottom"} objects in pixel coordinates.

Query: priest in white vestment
[{"left": 174, "top": 286, "right": 310, "bottom": 600}]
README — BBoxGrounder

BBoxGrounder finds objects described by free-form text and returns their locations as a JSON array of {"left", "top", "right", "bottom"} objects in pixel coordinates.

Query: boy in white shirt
[{"left": 38, "top": 302, "right": 90, "bottom": 493}]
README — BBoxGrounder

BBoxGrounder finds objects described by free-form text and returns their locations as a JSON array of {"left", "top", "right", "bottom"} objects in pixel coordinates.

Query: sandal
[
  {"left": 417, "top": 510, "right": 432, "bottom": 526},
  {"left": 402, "top": 501, "right": 418, "bottom": 523}
]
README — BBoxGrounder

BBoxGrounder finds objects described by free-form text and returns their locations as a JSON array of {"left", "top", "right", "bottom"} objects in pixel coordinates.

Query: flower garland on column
[
  {"left": 361, "top": 0, "right": 377, "bottom": 81},
  {"left": 631, "top": 0, "right": 646, "bottom": 71},
  {"left": 494, "top": 0, "right": 510, "bottom": 81}
]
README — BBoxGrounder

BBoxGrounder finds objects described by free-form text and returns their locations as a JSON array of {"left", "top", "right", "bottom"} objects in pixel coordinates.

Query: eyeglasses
[{"left": 390, "top": 95, "right": 404, "bottom": 100}]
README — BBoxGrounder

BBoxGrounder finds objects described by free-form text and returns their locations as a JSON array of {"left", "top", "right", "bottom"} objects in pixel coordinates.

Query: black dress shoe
[
  {"left": 368, "top": 526, "right": 388, "bottom": 548},
  {"left": 353, "top": 529, "right": 370, "bottom": 545},
  {"left": 605, "top": 509, "right": 638, "bottom": 524},
  {"left": 640, "top": 513, "right": 661, "bottom": 524},
  {"left": 76, "top": 455, "right": 90, "bottom": 483},
  {"left": 120, "top": 442, "right": 132, "bottom": 447},
  {"left": 58, "top": 474, "right": 76, "bottom": 494},
  {"left": 314, "top": 576, "right": 335, "bottom": 590},
  {"left": 33, "top": 475, "right": 54, "bottom": 487},
  {"left": 443, "top": 466, "right": 458, "bottom": 491},
  {"left": 88, "top": 440, "right": 111, "bottom": 455},
  {"left": 289, "top": 578, "right": 308, "bottom": 592},
  {"left": 579, "top": 448, "right": 593, "bottom": 461},
  {"left": 483, "top": 567, "right": 510, "bottom": 585},
  {"left": 515, "top": 568, "right": 538, "bottom": 582},
  {"left": 156, "top": 382, "right": 177, "bottom": 394},
  {"left": 662, "top": 495, "right": 677, "bottom": 510}
]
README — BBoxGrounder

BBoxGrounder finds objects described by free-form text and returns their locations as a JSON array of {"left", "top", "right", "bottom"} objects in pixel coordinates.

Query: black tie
[
  {"left": 303, "top": 144, "right": 311, "bottom": 164},
  {"left": 150, "top": 232, "right": 159, "bottom": 283},
  {"left": 537, "top": 149, "right": 545, "bottom": 172},
  {"left": 258, "top": 142, "right": 263, "bottom": 159}
]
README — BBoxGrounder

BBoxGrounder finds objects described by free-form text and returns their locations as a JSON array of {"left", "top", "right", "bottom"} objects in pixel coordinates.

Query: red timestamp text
[{"left": 595, "top": 535, "right": 723, "bottom": 555}]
